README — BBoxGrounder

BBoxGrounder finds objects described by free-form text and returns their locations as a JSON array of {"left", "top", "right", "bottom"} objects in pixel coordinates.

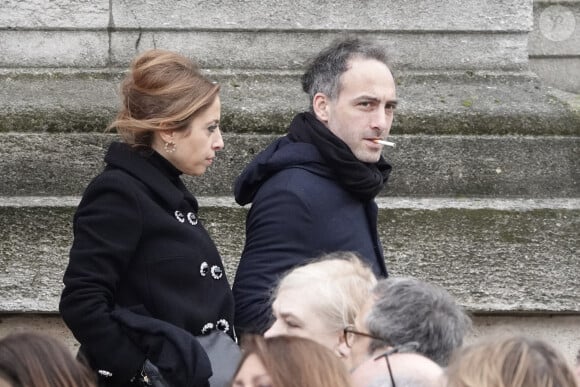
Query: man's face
[
  {"left": 347, "top": 297, "right": 375, "bottom": 371},
  {"left": 317, "top": 57, "right": 397, "bottom": 163}
]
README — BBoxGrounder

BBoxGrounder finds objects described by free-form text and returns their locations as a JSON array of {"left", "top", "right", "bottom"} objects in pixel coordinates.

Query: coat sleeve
[
  {"left": 232, "top": 185, "right": 315, "bottom": 335},
  {"left": 59, "top": 173, "right": 146, "bottom": 384}
]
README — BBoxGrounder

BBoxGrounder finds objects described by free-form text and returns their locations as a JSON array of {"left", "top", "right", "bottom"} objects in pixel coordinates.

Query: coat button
[
  {"left": 201, "top": 322, "right": 214, "bottom": 335},
  {"left": 98, "top": 370, "right": 113, "bottom": 377},
  {"left": 210, "top": 265, "right": 223, "bottom": 280},
  {"left": 174, "top": 210, "right": 185, "bottom": 223},
  {"left": 216, "top": 319, "right": 230, "bottom": 333},
  {"left": 200, "top": 262, "right": 209, "bottom": 276},
  {"left": 187, "top": 212, "right": 198, "bottom": 225}
]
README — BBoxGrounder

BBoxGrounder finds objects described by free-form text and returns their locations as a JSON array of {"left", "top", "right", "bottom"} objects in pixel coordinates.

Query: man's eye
[{"left": 386, "top": 103, "right": 397, "bottom": 111}]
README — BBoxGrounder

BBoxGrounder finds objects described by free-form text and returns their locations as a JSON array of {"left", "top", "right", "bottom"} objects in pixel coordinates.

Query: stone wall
[{"left": 0, "top": 0, "right": 578, "bottom": 363}]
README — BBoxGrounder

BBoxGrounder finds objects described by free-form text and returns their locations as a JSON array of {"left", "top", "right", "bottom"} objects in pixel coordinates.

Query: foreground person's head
[
  {"left": 446, "top": 335, "right": 578, "bottom": 387},
  {"left": 232, "top": 335, "right": 351, "bottom": 387},
  {"left": 265, "top": 251, "right": 377, "bottom": 356}
]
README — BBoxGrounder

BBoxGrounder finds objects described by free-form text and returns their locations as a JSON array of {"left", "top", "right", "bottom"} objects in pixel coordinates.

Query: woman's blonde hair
[
  {"left": 446, "top": 335, "right": 578, "bottom": 387},
  {"left": 274, "top": 251, "right": 377, "bottom": 333},
  {"left": 234, "top": 335, "right": 351, "bottom": 387},
  {"left": 109, "top": 49, "right": 220, "bottom": 147}
]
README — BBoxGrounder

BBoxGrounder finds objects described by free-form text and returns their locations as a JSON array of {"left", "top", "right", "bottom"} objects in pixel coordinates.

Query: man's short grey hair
[
  {"left": 367, "top": 277, "right": 471, "bottom": 366},
  {"left": 301, "top": 36, "right": 390, "bottom": 110}
]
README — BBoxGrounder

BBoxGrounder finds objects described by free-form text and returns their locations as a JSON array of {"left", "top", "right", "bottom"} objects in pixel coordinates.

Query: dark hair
[
  {"left": 109, "top": 49, "right": 220, "bottom": 147},
  {"left": 233, "top": 335, "right": 351, "bottom": 387},
  {"left": 367, "top": 277, "right": 471, "bottom": 366},
  {"left": 0, "top": 332, "right": 96, "bottom": 387},
  {"left": 446, "top": 335, "right": 579, "bottom": 387},
  {"left": 301, "top": 36, "right": 390, "bottom": 109}
]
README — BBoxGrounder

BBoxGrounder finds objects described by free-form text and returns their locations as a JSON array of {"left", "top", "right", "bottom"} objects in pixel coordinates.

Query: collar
[{"left": 104, "top": 141, "right": 198, "bottom": 211}]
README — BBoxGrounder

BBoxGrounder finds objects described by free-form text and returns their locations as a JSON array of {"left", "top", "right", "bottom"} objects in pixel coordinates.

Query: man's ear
[{"left": 312, "top": 92, "right": 330, "bottom": 123}]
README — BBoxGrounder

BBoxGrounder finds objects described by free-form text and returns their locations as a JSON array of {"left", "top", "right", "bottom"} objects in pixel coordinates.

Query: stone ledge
[
  {"left": 0, "top": 70, "right": 579, "bottom": 135},
  {"left": 0, "top": 201, "right": 578, "bottom": 314},
  {"left": 1, "top": 315, "right": 578, "bottom": 366},
  {"left": 1, "top": 133, "right": 578, "bottom": 197}
]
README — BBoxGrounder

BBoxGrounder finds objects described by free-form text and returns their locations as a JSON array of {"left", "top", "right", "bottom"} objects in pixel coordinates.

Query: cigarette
[{"left": 373, "top": 139, "right": 396, "bottom": 147}]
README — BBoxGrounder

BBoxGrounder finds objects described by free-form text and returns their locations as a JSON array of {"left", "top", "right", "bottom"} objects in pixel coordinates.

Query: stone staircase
[{"left": 0, "top": 0, "right": 578, "bottom": 361}]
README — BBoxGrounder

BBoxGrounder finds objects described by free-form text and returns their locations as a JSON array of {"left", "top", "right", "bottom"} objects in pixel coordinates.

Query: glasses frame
[
  {"left": 374, "top": 342, "right": 421, "bottom": 387},
  {"left": 343, "top": 325, "right": 394, "bottom": 348}
]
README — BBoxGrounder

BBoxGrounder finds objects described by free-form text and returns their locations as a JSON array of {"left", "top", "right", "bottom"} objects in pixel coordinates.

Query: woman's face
[
  {"left": 264, "top": 288, "right": 342, "bottom": 351},
  {"left": 159, "top": 96, "right": 224, "bottom": 176},
  {"left": 232, "top": 354, "right": 272, "bottom": 387}
]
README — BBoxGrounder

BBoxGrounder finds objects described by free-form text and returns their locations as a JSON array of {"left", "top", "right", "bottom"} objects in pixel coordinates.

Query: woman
[
  {"left": 231, "top": 335, "right": 351, "bottom": 387},
  {"left": 0, "top": 331, "right": 96, "bottom": 387},
  {"left": 445, "top": 335, "right": 578, "bottom": 387},
  {"left": 264, "top": 251, "right": 377, "bottom": 359},
  {"left": 59, "top": 49, "right": 236, "bottom": 387}
]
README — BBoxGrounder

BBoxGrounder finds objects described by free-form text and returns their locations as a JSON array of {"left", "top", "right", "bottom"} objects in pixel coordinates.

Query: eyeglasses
[
  {"left": 343, "top": 325, "right": 393, "bottom": 348},
  {"left": 374, "top": 342, "right": 420, "bottom": 387}
]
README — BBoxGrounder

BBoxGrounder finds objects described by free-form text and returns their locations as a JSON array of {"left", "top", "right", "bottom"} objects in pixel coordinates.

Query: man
[
  {"left": 350, "top": 352, "right": 444, "bottom": 387},
  {"left": 341, "top": 277, "right": 471, "bottom": 370},
  {"left": 233, "top": 36, "right": 397, "bottom": 334}
]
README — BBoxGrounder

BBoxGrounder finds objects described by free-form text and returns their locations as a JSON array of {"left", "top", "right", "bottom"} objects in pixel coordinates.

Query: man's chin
[{"left": 356, "top": 153, "right": 382, "bottom": 164}]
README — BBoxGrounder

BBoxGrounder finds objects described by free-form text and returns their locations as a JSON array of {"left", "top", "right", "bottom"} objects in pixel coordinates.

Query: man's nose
[{"left": 372, "top": 110, "right": 390, "bottom": 134}]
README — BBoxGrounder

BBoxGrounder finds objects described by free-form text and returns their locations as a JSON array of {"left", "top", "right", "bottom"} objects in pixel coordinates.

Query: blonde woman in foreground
[
  {"left": 264, "top": 251, "right": 377, "bottom": 360},
  {"left": 446, "top": 335, "right": 578, "bottom": 387}
]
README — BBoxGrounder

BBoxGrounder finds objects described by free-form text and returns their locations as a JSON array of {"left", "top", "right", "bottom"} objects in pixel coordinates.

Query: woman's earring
[{"left": 164, "top": 141, "right": 176, "bottom": 153}]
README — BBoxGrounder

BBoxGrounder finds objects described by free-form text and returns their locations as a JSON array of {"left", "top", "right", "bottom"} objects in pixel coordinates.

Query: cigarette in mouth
[{"left": 373, "top": 139, "right": 396, "bottom": 147}]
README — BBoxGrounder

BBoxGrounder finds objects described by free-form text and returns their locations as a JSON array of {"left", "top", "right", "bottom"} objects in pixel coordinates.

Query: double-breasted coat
[{"left": 60, "top": 142, "right": 234, "bottom": 386}]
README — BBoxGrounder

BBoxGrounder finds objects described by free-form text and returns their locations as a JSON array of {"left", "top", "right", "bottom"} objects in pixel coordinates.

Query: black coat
[
  {"left": 60, "top": 142, "right": 235, "bottom": 386},
  {"left": 233, "top": 135, "right": 388, "bottom": 335}
]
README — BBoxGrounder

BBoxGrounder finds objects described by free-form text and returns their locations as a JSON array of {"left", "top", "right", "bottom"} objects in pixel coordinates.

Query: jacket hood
[{"left": 234, "top": 136, "right": 334, "bottom": 205}]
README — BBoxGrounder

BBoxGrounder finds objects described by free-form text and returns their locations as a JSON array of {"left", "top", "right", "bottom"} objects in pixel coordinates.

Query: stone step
[
  {"left": 1, "top": 133, "right": 578, "bottom": 198},
  {"left": 1, "top": 69, "right": 579, "bottom": 135},
  {"left": 1, "top": 0, "right": 531, "bottom": 71},
  {"left": 0, "top": 196, "right": 578, "bottom": 315}
]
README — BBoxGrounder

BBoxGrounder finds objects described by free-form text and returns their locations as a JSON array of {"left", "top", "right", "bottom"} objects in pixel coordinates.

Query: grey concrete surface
[
  {"left": 0, "top": 31, "right": 110, "bottom": 68},
  {"left": 1, "top": 0, "right": 531, "bottom": 31},
  {"left": 0, "top": 201, "right": 578, "bottom": 313},
  {"left": 528, "top": 1, "right": 580, "bottom": 93},
  {"left": 1, "top": 70, "right": 579, "bottom": 135},
  {"left": 0, "top": 30, "right": 529, "bottom": 70},
  {"left": 530, "top": 57, "right": 580, "bottom": 93},
  {"left": 0, "top": 0, "right": 109, "bottom": 28},
  {"left": 1, "top": 133, "right": 578, "bottom": 197},
  {"left": 529, "top": 2, "right": 580, "bottom": 56}
]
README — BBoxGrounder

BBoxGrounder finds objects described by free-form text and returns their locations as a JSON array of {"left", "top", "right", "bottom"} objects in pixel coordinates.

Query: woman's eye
[
  {"left": 285, "top": 319, "right": 300, "bottom": 328},
  {"left": 208, "top": 124, "right": 219, "bottom": 132}
]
